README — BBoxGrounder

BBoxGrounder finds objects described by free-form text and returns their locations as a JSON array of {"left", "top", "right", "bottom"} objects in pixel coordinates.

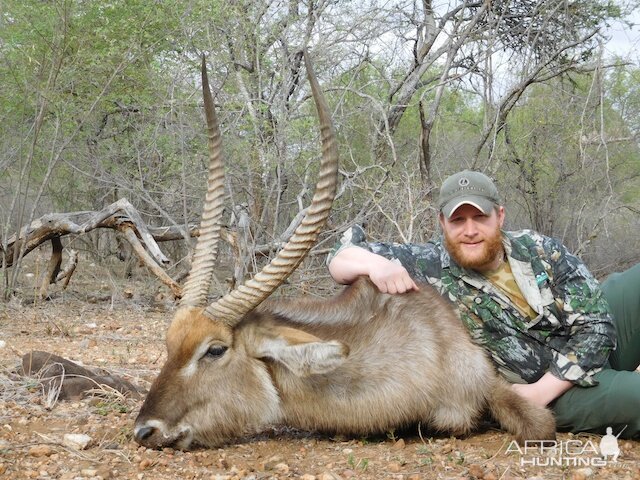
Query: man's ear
[
  {"left": 251, "top": 325, "right": 349, "bottom": 377},
  {"left": 497, "top": 205, "right": 505, "bottom": 228},
  {"left": 438, "top": 212, "right": 446, "bottom": 230}
]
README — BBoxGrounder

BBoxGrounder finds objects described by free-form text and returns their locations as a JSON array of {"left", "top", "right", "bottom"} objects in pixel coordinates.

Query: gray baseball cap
[{"left": 438, "top": 170, "right": 500, "bottom": 218}]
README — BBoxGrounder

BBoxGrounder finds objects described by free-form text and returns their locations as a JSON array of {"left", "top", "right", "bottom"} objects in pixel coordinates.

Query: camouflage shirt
[{"left": 328, "top": 225, "right": 616, "bottom": 387}]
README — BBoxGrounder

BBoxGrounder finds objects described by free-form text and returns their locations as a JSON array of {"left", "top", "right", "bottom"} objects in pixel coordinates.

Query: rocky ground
[{"left": 1, "top": 282, "right": 639, "bottom": 480}]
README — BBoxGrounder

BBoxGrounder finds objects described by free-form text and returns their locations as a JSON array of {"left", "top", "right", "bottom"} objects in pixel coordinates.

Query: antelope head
[{"left": 133, "top": 52, "right": 340, "bottom": 449}]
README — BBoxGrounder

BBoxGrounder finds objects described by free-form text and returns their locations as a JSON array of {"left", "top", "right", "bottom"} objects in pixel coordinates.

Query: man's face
[{"left": 440, "top": 203, "right": 505, "bottom": 272}]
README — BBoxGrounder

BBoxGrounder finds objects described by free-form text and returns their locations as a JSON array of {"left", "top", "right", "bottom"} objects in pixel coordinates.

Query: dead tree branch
[
  {"left": 3, "top": 198, "right": 296, "bottom": 298},
  {"left": 3, "top": 199, "right": 184, "bottom": 296}
]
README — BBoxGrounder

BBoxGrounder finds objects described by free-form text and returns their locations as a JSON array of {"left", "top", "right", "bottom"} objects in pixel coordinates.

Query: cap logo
[{"left": 458, "top": 177, "right": 470, "bottom": 187}]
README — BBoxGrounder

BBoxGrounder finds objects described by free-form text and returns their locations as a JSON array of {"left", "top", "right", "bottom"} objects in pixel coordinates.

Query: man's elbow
[
  {"left": 328, "top": 247, "right": 363, "bottom": 284},
  {"left": 328, "top": 254, "right": 352, "bottom": 284}
]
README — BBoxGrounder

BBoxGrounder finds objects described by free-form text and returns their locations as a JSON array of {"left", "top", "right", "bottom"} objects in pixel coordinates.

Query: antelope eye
[{"left": 204, "top": 345, "right": 228, "bottom": 359}]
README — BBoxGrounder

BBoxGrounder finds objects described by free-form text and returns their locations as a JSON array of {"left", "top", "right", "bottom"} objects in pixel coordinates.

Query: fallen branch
[
  {"left": 37, "top": 239, "right": 78, "bottom": 299},
  {"left": 4, "top": 198, "right": 171, "bottom": 268},
  {"left": 3, "top": 197, "right": 331, "bottom": 298},
  {"left": 56, "top": 249, "right": 78, "bottom": 288},
  {"left": 3, "top": 199, "right": 186, "bottom": 297},
  {"left": 119, "top": 226, "right": 182, "bottom": 297},
  {"left": 39, "top": 237, "right": 64, "bottom": 298}
]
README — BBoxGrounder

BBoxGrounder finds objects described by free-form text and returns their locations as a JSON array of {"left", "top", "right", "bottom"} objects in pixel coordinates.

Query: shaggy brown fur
[{"left": 134, "top": 278, "right": 556, "bottom": 449}]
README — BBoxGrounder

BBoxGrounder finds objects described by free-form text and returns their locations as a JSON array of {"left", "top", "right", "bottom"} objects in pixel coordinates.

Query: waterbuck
[{"left": 134, "top": 53, "right": 556, "bottom": 450}]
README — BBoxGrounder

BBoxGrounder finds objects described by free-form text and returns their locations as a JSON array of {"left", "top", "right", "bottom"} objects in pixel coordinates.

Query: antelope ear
[{"left": 252, "top": 325, "right": 349, "bottom": 377}]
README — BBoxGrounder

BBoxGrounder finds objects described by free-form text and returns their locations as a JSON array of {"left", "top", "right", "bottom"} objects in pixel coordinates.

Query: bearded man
[{"left": 328, "top": 170, "right": 640, "bottom": 438}]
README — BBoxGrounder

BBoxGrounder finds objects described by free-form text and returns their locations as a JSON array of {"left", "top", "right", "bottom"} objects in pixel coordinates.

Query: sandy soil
[{"left": 1, "top": 288, "right": 639, "bottom": 480}]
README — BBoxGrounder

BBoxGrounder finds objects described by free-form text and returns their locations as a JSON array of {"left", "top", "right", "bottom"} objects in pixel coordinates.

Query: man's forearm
[
  {"left": 511, "top": 371, "right": 574, "bottom": 407},
  {"left": 328, "top": 246, "right": 418, "bottom": 294},
  {"left": 328, "top": 246, "right": 386, "bottom": 284}
]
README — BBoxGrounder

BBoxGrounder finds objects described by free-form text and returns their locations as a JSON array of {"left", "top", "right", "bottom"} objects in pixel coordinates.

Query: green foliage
[
  {"left": 93, "top": 400, "right": 130, "bottom": 416},
  {"left": 1, "top": 0, "right": 638, "bottom": 284},
  {"left": 480, "top": 67, "right": 640, "bottom": 266},
  {"left": 0, "top": 0, "right": 191, "bottom": 215},
  {"left": 347, "top": 453, "right": 370, "bottom": 471}
]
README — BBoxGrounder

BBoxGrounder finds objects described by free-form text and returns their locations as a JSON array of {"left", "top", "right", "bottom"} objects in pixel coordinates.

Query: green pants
[{"left": 552, "top": 263, "right": 640, "bottom": 439}]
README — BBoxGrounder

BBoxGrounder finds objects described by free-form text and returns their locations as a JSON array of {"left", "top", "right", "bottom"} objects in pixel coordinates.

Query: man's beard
[{"left": 444, "top": 226, "right": 504, "bottom": 272}]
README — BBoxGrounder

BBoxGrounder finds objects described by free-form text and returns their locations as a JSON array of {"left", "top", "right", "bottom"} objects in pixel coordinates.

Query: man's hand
[
  {"left": 369, "top": 261, "right": 419, "bottom": 294},
  {"left": 511, "top": 372, "right": 573, "bottom": 407}
]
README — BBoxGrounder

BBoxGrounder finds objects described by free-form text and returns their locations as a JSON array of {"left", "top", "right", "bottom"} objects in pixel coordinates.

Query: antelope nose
[{"left": 135, "top": 425, "right": 156, "bottom": 444}]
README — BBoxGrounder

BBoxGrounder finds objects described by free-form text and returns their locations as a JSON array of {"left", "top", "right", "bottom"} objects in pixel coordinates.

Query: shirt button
[{"left": 474, "top": 297, "right": 482, "bottom": 304}]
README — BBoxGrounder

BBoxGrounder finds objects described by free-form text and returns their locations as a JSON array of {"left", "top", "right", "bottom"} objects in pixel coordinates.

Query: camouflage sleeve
[
  {"left": 326, "top": 225, "right": 441, "bottom": 283},
  {"left": 545, "top": 237, "right": 616, "bottom": 387},
  {"left": 326, "top": 225, "right": 371, "bottom": 263}
]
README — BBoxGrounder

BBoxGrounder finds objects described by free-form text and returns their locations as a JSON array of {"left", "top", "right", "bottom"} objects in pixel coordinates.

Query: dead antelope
[{"left": 134, "top": 53, "right": 556, "bottom": 450}]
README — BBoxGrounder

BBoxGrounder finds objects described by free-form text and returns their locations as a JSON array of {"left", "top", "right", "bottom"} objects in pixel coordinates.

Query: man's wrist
[{"left": 538, "top": 372, "right": 573, "bottom": 404}]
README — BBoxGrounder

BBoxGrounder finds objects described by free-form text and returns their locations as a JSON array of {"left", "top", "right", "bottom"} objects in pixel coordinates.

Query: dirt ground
[{"left": 1, "top": 276, "right": 639, "bottom": 480}]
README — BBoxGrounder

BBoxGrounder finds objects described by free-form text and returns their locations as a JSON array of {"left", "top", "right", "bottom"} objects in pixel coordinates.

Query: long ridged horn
[
  {"left": 204, "top": 51, "right": 339, "bottom": 325},
  {"left": 179, "top": 55, "right": 226, "bottom": 307}
]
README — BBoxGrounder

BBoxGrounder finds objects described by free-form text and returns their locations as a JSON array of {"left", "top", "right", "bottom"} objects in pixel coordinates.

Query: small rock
[
  {"left": 229, "top": 465, "right": 247, "bottom": 476},
  {"left": 81, "top": 469, "right": 98, "bottom": 476},
  {"left": 468, "top": 463, "right": 485, "bottom": 478},
  {"left": 0, "top": 340, "right": 6, "bottom": 349},
  {"left": 388, "top": 462, "right": 402, "bottom": 473},
  {"left": 79, "top": 339, "right": 98, "bottom": 349},
  {"left": 392, "top": 438, "right": 406, "bottom": 449},
  {"left": 300, "top": 475, "right": 316, "bottom": 480},
  {"left": 62, "top": 433, "right": 92, "bottom": 450},
  {"left": 319, "top": 473, "right": 342, "bottom": 480},
  {"left": 274, "top": 463, "right": 289, "bottom": 474},
  {"left": 255, "top": 461, "right": 267, "bottom": 472},
  {"left": 441, "top": 442, "right": 454, "bottom": 454},
  {"left": 342, "top": 448, "right": 353, "bottom": 454},
  {"left": 96, "top": 466, "right": 113, "bottom": 479},
  {"left": 571, "top": 468, "right": 595, "bottom": 480},
  {"left": 341, "top": 469, "right": 356, "bottom": 478},
  {"left": 28, "top": 445, "right": 53, "bottom": 457},
  {"left": 139, "top": 458, "right": 152, "bottom": 470}
]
